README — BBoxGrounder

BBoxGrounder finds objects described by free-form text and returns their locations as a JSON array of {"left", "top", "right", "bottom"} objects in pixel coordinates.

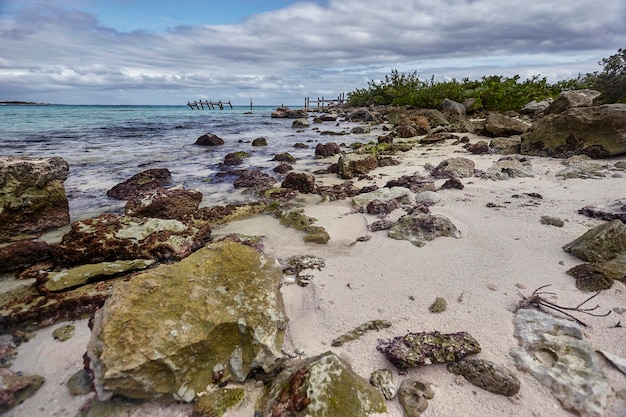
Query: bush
[{"left": 583, "top": 48, "right": 626, "bottom": 103}]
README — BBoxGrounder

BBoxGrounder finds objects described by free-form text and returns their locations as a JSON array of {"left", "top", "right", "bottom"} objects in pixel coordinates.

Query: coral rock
[{"left": 447, "top": 358, "right": 520, "bottom": 396}]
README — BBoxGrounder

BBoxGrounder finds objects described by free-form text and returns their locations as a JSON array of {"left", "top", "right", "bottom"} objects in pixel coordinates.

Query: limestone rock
[
  {"left": 377, "top": 331, "right": 481, "bottom": 370},
  {"left": 484, "top": 112, "right": 530, "bottom": 136},
  {"left": 385, "top": 174, "right": 436, "bottom": 193},
  {"left": 195, "top": 133, "right": 225, "bottom": 146},
  {"left": 388, "top": 214, "right": 461, "bottom": 247},
  {"left": 520, "top": 104, "right": 626, "bottom": 158},
  {"left": 257, "top": 351, "right": 386, "bottom": 417},
  {"left": 0, "top": 156, "right": 70, "bottom": 242},
  {"left": 483, "top": 156, "right": 533, "bottom": 180},
  {"left": 397, "top": 378, "right": 435, "bottom": 417},
  {"left": 466, "top": 140, "right": 490, "bottom": 154},
  {"left": 281, "top": 172, "right": 316, "bottom": 194},
  {"left": 194, "top": 202, "right": 267, "bottom": 226},
  {"left": 440, "top": 98, "right": 466, "bottom": 116},
  {"left": 352, "top": 187, "right": 412, "bottom": 211},
  {"left": 0, "top": 240, "right": 52, "bottom": 273},
  {"left": 489, "top": 136, "right": 522, "bottom": 155},
  {"left": 547, "top": 89, "right": 601, "bottom": 114},
  {"left": 0, "top": 368, "right": 44, "bottom": 412},
  {"left": 124, "top": 187, "right": 203, "bottom": 220},
  {"left": 579, "top": 198, "right": 626, "bottom": 223},
  {"left": 447, "top": 358, "right": 520, "bottom": 396},
  {"left": 292, "top": 118, "right": 310, "bottom": 128},
  {"left": 562, "top": 219, "right": 626, "bottom": 262},
  {"left": 192, "top": 388, "right": 245, "bottom": 417},
  {"left": 370, "top": 369, "right": 397, "bottom": 400},
  {"left": 223, "top": 151, "right": 251, "bottom": 166},
  {"left": 87, "top": 241, "right": 288, "bottom": 402},
  {"left": 430, "top": 157, "right": 475, "bottom": 179},
  {"left": 107, "top": 168, "right": 172, "bottom": 200},
  {"left": 415, "top": 191, "right": 440, "bottom": 206},
  {"left": 272, "top": 153, "right": 296, "bottom": 163},
  {"left": 566, "top": 263, "right": 614, "bottom": 292},
  {"left": 337, "top": 153, "right": 378, "bottom": 179},
  {"left": 520, "top": 99, "right": 552, "bottom": 116},
  {"left": 511, "top": 308, "right": 608, "bottom": 417},
  {"left": 315, "top": 142, "right": 342, "bottom": 158},
  {"left": 351, "top": 125, "right": 371, "bottom": 134},
  {"left": 555, "top": 156, "right": 606, "bottom": 179}
]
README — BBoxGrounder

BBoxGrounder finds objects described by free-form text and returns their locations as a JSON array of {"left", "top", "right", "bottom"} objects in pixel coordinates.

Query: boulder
[
  {"left": 348, "top": 108, "right": 377, "bottom": 122},
  {"left": 223, "top": 151, "right": 250, "bottom": 165},
  {"left": 195, "top": 133, "right": 225, "bottom": 146},
  {"left": 281, "top": 172, "right": 316, "bottom": 194},
  {"left": 320, "top": 113, "right": 338, "bottom": 122},
  {"left": 546, "top": 89, "right": 601, "bottom": 114},
  {"left": 388, "top": 214, "right": 461, "bottom": 247},
  {"left": 579, "top": 198, "right": 626, "bottom": 223},
  {"left": 352, "top": 187, "right": 412, "bottom": 211},
  {"left": 520, "top": 104, "right": 626, "bottom": 158},
  {"left": 520, "top": 99, "right": 552, "bottom": 116},
  {"left": 256, "top": 351, "right": 386, "bottom": 417},
  {"left": 315, "top": 142, "right": 342, "bottom": 158},
  {"left": 292, "top": 118, "right": 310, "bottom": 128},
  {"left": 483, "top": 156, "right": 533, "bottom": 180},
  {"left": 252, "top": 137, "right": 268, "bottom": 146},
  {"left": 0, "top": 156, "right": 70, "bottom": 242},
  {"left": 56, "top": 214, "right": 211, "bottom": 266},
  {"left": 484, "top": 112, "right": 530, "bottom": 136},
  {"left": 271, "top": 107, "right": 307, "bottom": 119},
  {"left": 351, "top": 125, "right": 371, "bottom": 134},
  {"left": 125, "top": 188, "right": 203, "bottom": 220},
  {"left": 430, "top": 157, "right": 475, "bottom": 179},
  {"left": 555, "top": 155, "right": 606, "bottom": 179},
  {"left": 107, "top": 168, "right": 172, "bottom": 200},
  {"left": 232, "top": 170, "right": 277, "bottom": 191},
  {"left": 440, "top": 98, "right": 466, "bottom": 116},
  {"left": 415, "top": 109, "right": 449, "bottom": 129},
  {"left": 273, "top": 163, "right": 293, "bottom": 174},
  {"left": 489, "top": 136, "right": 522, "bottom": 155},
  {"left": 0, "top": 240, "right": 52, "bottom": 273},
  {"left": 415, "top": 191, "right": 440, "bottom": 206},
  {"left": 87, "top": 241, "right": 288, "bottom": 402},
  {"left": 272, "top": 153, "right": 296, "bottom": 163},
  {"left": 562, "top": 220, "right": 626, "bottom": 262},
  {"left": 466, "top": 140, "right": 490, "bottom": 154},
  {"left": 337, "top": 153, "right": 378, "bottom": 179}
]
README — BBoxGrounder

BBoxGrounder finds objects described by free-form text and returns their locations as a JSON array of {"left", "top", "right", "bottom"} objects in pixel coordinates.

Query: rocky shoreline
[{"left": 1, "top": 92, "right": 626, "bottom": 416}]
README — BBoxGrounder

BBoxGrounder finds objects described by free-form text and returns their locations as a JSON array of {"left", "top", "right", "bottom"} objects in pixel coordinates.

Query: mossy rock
[
  {"left": 562, "top": 220, "right": 626, "bottom": 262},
  {"left": 278, "top": 210, "right": 330, "bottom": 244},
  {"left": 192, "top": 388, "right": 245, "bottom": 417}
]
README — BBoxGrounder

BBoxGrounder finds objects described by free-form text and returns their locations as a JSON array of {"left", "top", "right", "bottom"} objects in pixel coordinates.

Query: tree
[{"left": 585, "top": 48, "right": 626, "bottom": 103}]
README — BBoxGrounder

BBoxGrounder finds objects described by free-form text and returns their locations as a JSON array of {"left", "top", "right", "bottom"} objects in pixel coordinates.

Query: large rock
[
  {"left": 271, "top": 107, "right": 307, "bottom": 119},
  {"left": 484, "top": 112, "right": 530, "bottom": 136},
  {"left": 520, "top": 104, "right": 626, "bottom": 158},
  {"left": 562, "top": 219, "right": 626, "bottom": 262},
  {"left": 430, "top": 157, "right": 475, "bottom": 179},
  {"left": 388, "top": 214, "right": 461, "bottom": 247},
  {"left": 257, "top": 351, "right": 386, "bottom": 417},
  {"left": 56, "top": 214, "right": 211, "bottom": 266},
  {"left": 281, "top": 172, "right": 316, "bottom": 194},
  {"left": 440, "top": 98, "right": 466, "bottom": 116},
  {"left": 579, "top": 198, "right": 626, "bottom": 223},
  {"left": 337, "top": 153, "right": 378, "bottom": 179},
  {"left": 107, "top": 168, "right": 172, "bottom": 200},
  {"left": 546, "top": 89, "right": 601, "bottom": 114},
  {"left": 124, "top": 187, "right": 203, "bottom": 220},
  {"left": 511, "top": 308, "right": 608, "bottom": 417},
  {"left": 315, "top": 142, "right": 342, "bottom": 158},
  {"left": 195, "top": 133, "right": 225, "bottom": 146},
  {"left": 87, "top": 241, "right": 288, "bottom": 402},
  {"left": 483, "top": 156, "right": 533, "bottom": 180},
  {"left": 0, "top": 240, "right": 52, "bottom": 273},
  {"left": 352, "top": 187, "right": 412, "bottom": 211},
  {"left": 0, "top": 156, "right": 70, "bottom": 242}
]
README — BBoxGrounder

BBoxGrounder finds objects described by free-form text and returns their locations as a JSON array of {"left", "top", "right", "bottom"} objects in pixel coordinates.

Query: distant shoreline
[{"left": 0, "top": 101, "right": 50, "bottom": 106}]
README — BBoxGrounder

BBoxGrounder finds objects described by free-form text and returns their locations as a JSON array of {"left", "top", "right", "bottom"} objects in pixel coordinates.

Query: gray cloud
[{"left": 0, "top": 0, "right": 624, "bottom": 104}]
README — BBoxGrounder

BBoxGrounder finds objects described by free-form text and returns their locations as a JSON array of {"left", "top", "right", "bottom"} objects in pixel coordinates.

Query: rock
[
  {"left": 562, "top": 219, "right": 626, "bottom": 262},
  {"left": 278, "top": 210, "right": 330, "bottom": 244},
  {"left": 397, "top": 379, "right": 434, "bottom": 417},
  {"left": 195, "top": 133, "right": 225, "bottom": 146},
  {"left": 483, "top": 156, "right": 533, "bottom": 180},
  {"left": 385, "top": 174, "right": 435, "bottom": 193},
  {"left": 540, "top": 216, "right": 564, "bottom": 227},
  {"left": 348, "top": 108, "right": 377, "bottom": 122},
  {"left": 430, "top": 157, "right": 475, "bottom": 179},
  {"left": 428, "top": 297, "right": 447, "bottom": 313},
  {"left": 0, "top": 368, "right": 44, "bottom": 412},
  {"left": 547, "top": 89, "right": 601, "bottom": 114},
  {"left": 0, "top": 240, "right": 52, "bottom": 273},
  {"left": 331, "top": 320, "right": 392, "bottom": 347},
  {"left": 56, "top": 214, "right": 211, "bottom": 266},
  {"left": 223, "top": 151, "right": 251, "bottom": 165},
  {"left": 439, "top": 178, "right": 464, "bottom": 190},
  {"left": 351, "top": 125, "right": 371, "bottom": 134},
  {"left": 314, "top": 142, "right": 342, "bottom": 158},
  {"left": 67, "top": 369, "right": 93, "bottom": 396},
  {"left": 366, "top": 199, "right": 399, "bottom": 216},
  {"left": 319, "top": 113, "right": 338, "bottom": 122},
  {"left": 587, "top": 252, "right": 626, "bottom": 285},
  {"left": 106, "top": 168, "right": 172, "bottom": 200},
  {"left": 415, "top": 191, "right": 440, "bottom": 206},
  {"left": 192, "top": 388, "right": 245, "bottom": 417},
  {"left": 272, "top": 153, "right": 296, "bottom": 163},
  {"left": 466, "top": 140, "right": 490, "bottom": 154},
  {"left": 484, "top": 112, "right": 530, "bottom": 136},
  {"left": 337, "top": 153, "right": 378, "bottom": 179},
  {"left": 252, "top": 137, "right": 268, "bottom": 146},
  {"left": 52, "top": 324, "right": 75, "bottom": 341},
  {"left": 281, "top": 172, "right": 316, "bottom": 194},
  {"left": 352, "top": 187, "right": 412, "bottom": 211},
  {"left": 370, "top": 369, "right": 397, "bottom": 400},
  {"left": 388, "top": 214, "right": 461, "bottom": 247},
  {"left": 579, "top": 198, "right": 626, "bottom": 223},
  {"left": 555, "top": 155, "right": 606, "bottom": 179},
  {"left": 377, "top": 331, "right": 480, "bottom": 369},
  {"left": 292, "top": 118, "right": 310, "bottom": 128},
  {"left": 0, "top": 156, "right": 70, "bottom": 242},
  {"left": 447, "top": 358, "right": 520, "bottom": 396},
  {"left": 566, "top": 263, "right": 614, "bottom": 292},
  {"left": 232, "top": 170, "right": 277, "bottom": 191},
  {"left": 414, "top": 109, "right": 449, "bottom": 128},
  {"left": 124, "top": 187, "right": 203, "bottom": 220},
  {"left": 88, "top": 241, "right": 288, "bottom": 402},
  {"left": 273, "top": 163, "right": 293, "bottom": 174},
  {"left": 315, "top": 182, "right": 361, "bottom": 201},
  {"left": 271, "top": 107, "right": 307, "bottom": 119},
  {"left": 520, "top": 104, "right": 626, "bottom": 158},
  {"left": 257, "top": 351, "right": 386, "bottom": 417},
  {"left": 440, "top": 98, "right": 466, "bottom": 115},
  {"left": 294, "top": 142, "right": 309, "bottom": 149},
  {"left": 511, "top": 308, "right": 608, "bottom": 417},
  {"left": 194, "top": 202, "right": 267, "bottom": 226},
  {"left": 369, "top": 220, "right": 394, "bottom": 232},
  {"left": 520, "top": 99, "right": 552, "bottom": 116},
  {"left": 463, "top": 97, "right": 481, "bottom": 113}
]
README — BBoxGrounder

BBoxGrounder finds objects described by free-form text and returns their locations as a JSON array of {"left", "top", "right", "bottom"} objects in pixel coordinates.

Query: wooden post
[{"left": 250, "top": 98, "right": 252, "bottom": 110}]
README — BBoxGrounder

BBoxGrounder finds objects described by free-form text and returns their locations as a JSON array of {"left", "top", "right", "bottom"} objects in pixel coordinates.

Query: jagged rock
[
  {"left": 579, "top": 198, "right": 626, "bottom": 223},
  {"left": 489, "top": 136, "right": 522, "bottom": 155},
  {"left": 562, "top": 219, "right": 626, "bottom": 262},
  {"left": 281, "top": 172, "right": 316, "bottom": 194},
  {"left": 370, "top": 369, "right": 397, "bottom": 400},
  {"left": 0, "top": 156, "right": 70, "bottom": 242},
  {"left": 547, "top": 89, "right": 601, "bottom": 114},
  {"left": 388, "top": 214, "right": 461, "bottom": 247},
  {"left": 385, "top": 174, "right": 435, "bottom": 193},
  {"left": 0, "top": 240, "right": 53, "bottom": 273},
  {"left": 192, "top": 388, "right": 245, "bottom": 417},
  {"left": 195, "top": 133, "right": 224, "bottom": 146},
  {"left": 369, "top": 220, "right": 394, "bottom": 232},
  {"left": 331, "top": 320, "right": 391, "bottom": 347},
  {"left": 252, "top": 137, "right": 268, "bottom": 146},
  {"left": 124, "top": 187, "right": 203, "bottom": 220},
  {"left": 352, "top": 187, "right": 412, "bottom": 211},
  {"left": 377, "top": 331, "right": 480, "bottom": 369},
  {"left": 337, "top": 153, "right": 378, "bottom": 179},
  {"left": 0, "top": 368, "right": 44, "bottom": 412},
  {"left": 511, "top": 308, "right": 608, "bottom": 417},
  {"left": 194, "top": 202, "right": 267, "bottom": 225},
  {"left": 232, "top": 170, "right": 277, "bottom": 191},
  {"left": 348, "top": 108, "right": 378, "bottom": 122},
  {"left": 430, "top": 157, "right": 475, "bottom": 179},
  {"left": 397, "top": 378, "right": 434, "bottom": 417},
  {"left": 440, "top": 98, "right": 466, "bottom": 115},
  {"left": 484, "top": 112, "right": 530, "bottom": 136},
  {"left": 439, "top": 178, "right": 464, "bottom": 190},
  {"left": 56, "top": 214, "right": 211, "bottom": 266},
  {"left": 466, "top": 140, "right": 490, "bottom": 154},
  {"left": 257, "top": 351, "right": 386, "bottom": 417},
  {"left": 447, "top": 358, "right": 520, "bottom": 396},
  {"left": 292, "top": 118, "right": 310, "bottom": 128},
  {"left": 107, "top": 168, "right": 172, "bottom": 200},
  {"left": 483, "top": 156, "right": 533, "bottom": 180},
  {"left": 521, "top": 104, "right": 626, "bottom": 158},
  {"left": 315, "top": 142, "right": 342, "bottom": 158},
  {"left": 87, "top": 241, "right": 288, "bottom": 402},
  {"left": 315, "top": 182, "right": 361, "bottom": 201},
  {"left": 520, "top": 99, "right": 552, "bottom": 116}
]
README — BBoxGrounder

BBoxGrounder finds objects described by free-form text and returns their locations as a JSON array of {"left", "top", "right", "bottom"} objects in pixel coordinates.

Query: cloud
[{"left": 1, "top": 0, "right": 624, "bottom": 104}]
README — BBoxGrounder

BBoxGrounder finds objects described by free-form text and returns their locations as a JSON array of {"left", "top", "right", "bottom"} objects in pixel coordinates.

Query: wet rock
[
  {"left": 0, "top": 368, "right": 44, "bottom": 412},
  {"left": 315, "top": 182, "right": 361, "bottom": 201},
  {"left": 53, "top": 324, "right": 75, "bottom": 341},
  {"left": 377, "top": 331, "right": 481, "bottom": 370},
  {"left": 257, "top": 351, "right": 386, "bottom": 417},
  {"left": 430, "top": 157, "right": 475, "bottom": 179},
  {"left": 272, "top": 153, "right": 296, "bottom": 163},
  {"left": 273, "top": 163, "right": 293, "bottom": 174},
  {"left": 331, "top": 320, "right": 392, "bottom": 347},
  {"left": 281, "top": 172, "right": 316, "bottom": 194},
  {"left": 388, "top": 214, "right": 461, "bottom": 247},
  {"left": 315, "top": 142, "right": 341, "bottom": 158},
  {"left": 56, "top": 214, "right": 211, "bottom": 266},
  {"left": 579, "top": 198, "right": 626, "bottom": 223},
  {"left": 428, "top": 297, "right": 447, "bottom": 313},
  {"left": 351, "top": 125, "right": 370, "bottom": 134},
  {"left": 337, "top": 153, "right": 378, "bottom": 179},
  {"left": 370, "top": 369, "right": 397, "bottom": 400},
  {"left": 466, "top": 140, "right": 490, "bottom": 154},
  {"left": 484, "top": 112, "right": 530, "bottom": 136},
  {"left": 447, "top": 358, "right": 520, "bottom": 396},
  {"left": 87, "top": 241, "right": 288, "bottom": 402},
  {"left": 124, "top": 187, "right": 203, "bottom": 220},
  {"left": 385, "top": 174, "right": 435, "bottom": 193},
  {"left": 195, "top": 133, "right": 225, "bottom": 146},
  {"left": 232, "top": 170, "right": 277, "bottom": 191},
  {"left": 107, "top": 168, "right": 172, "bottom": 200},
  {"left": 67, "top": 369, "right": 93, "bottom": 396},
  {"left": 223, "top": 151, "right": 251, "bottom": 165},
  {"left": 489, "top": 136, "right": 522, "bottom": 155},
  {"left": 76, "top": 397, "right": 192, "bottom": 416},
  {"left": 0, "top": 156, "right": 70, "bottom": 242},
  {"left": 252, "top": 137, "right": 268, "bottom": 146},
  {"left": 511, "top": 308, "right": 608, "bottom": 417},
  {"left": 397, "top": 378, "right": 434, "bottom": 417},
  {"left": 546, "top": 89, "right": 601, "bottom": 114},
  {"left": 420, "top": 132, "right": 458, "bottom": 144},
  {"left": 540, "top": 216, "right": 564, "bottom": 227},
  {"left": 562, "top": 219, "right": 626, "bottom": 262},
  {"left": 192, "top": 388, "right": 245, "bottom": 417},
  {"left": 292, "top": 118, "right": 310, "bottom": 128},
  {"left": 352, "top": 187, "right": 411, "bottom": 212},
  {"left": 0, "top": 240, "right": 53, "bottom": 273},
  {"left": 271, "top": 107, "right": 307, "bottom": 119},
  {"left": 194, "top": 202, "right": 267, "bottom": 225}
]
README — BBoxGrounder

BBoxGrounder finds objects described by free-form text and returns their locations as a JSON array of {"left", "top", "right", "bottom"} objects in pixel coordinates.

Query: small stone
[
  {"left": 53, "top": 324, "right": 75, "bottom": 342},
  {"left": 540, "top": 216, "right": 564, "bottom": 227},
  {"left": 447, "top": 358, "right": 520, "bottom": 396},
  {"left": 370, "top": 369, "right": 397, "bottom": 400},
  {"left": 67, "top": 369, "right": 93, "bottom": 396},
  {"left": 428, "top": 297, "right": 447, "bottom": 313},
  {"left": 398, "top": 378, "right": 434, "bottom": 417}
]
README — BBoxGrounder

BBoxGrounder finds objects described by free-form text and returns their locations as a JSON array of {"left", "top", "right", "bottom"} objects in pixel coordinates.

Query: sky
[{"left": 0, "top": 0, "right": 624, "bottom": 105}]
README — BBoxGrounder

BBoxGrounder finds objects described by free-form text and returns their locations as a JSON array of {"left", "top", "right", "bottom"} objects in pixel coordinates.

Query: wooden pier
[
  {"left": 304, "top": 93, "right": 346, "bottom": 109},
  {"left": 187, "top": 100, "right": 233, "bottom": 110}
]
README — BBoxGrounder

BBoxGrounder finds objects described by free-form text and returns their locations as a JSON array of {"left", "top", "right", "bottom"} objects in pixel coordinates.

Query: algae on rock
[{"left": 278, "top": 209, "right": 330, "bottom": 244}]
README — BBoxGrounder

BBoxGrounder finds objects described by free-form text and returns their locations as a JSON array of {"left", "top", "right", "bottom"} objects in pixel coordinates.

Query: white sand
[{"left": 5, "top": 135, "right": 626, "bottom": 417}]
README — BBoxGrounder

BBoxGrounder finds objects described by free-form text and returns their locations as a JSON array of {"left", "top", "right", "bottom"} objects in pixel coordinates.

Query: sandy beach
[{"left": 4, "top": 129, "right": 626, "bottom": 417}]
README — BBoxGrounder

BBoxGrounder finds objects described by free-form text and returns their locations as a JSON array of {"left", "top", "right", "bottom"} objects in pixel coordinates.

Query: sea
[{"left": 0, "top": 104, "right": 370, "bottom": 221}]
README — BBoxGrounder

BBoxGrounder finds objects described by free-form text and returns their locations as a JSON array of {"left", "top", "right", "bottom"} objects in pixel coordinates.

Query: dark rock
[
  {"left": 540, "top": 216, "right": 564, "bottom": 227},
  {"left": 232, "top": 170, "right": 277, "bottom": 191},
  {"left": 562, "top": 220, "right": 626, "bottom": 262},
  {"left": 273, "top": 163, "right": 294, "bottom": 174},
  {"left": 370, "top": 369, "right": 397, "bottom": 400},
  {"left": 252, "top": 137, "right": 268, "bottom": 146},
  {"left": 367, "top": 200, "right": 399, "bottom": 216},
  {"left": 388, "top": 214, "right": 461, "bottom": 247},
  {"left": 484, "top": 112, "right": 530, "bottom": 136},
  {"left": 398, "top": 378, "right": 434, "bottom": 417},
  {"left": 281, "top": 172, "right": 316, "bottom": 194},
  {"left": 272, "top": 153, "right": 296, "bottom": 163},
  {"left": 124, "top": 188, "right": 203, "bottom": 220},
  {"left": 430, "top": 157, "right": 475, "bottom": 179},
  {"left": 385, "top": 174, "right": 435, "bottom": 193},
  {"left": 194, "top": 202, "right": 267, "bottom": 225},
  {"left": 337, "top": 154, "right": 377, "bottom": 179},
  {"left": 447, "top": 359, "right": 520, "bottom": 396},
  {"left": 348, "top": 108, "right": 377, "bottom": 122},
  {"left": 378, "top": 134, "right": 394, "bottom": 144},
  {"left": 466, "top": 140, "right": 490, "bottom": 154},
  {"left": 271, "top": 107, "right": 308, "bottom": 119},
  {"left": 315, "top": 182, "right": 361, "bottom": 201},
  {"left": 0, "top": 156, "right": 70, "bottom": 242},
  {"left": 370, "top": 220, "right": 394, "bottom": 232},
  {"left": 320, "top": 113, "right": 338, "bottom": 122},
  {"left": 292, "top": 118, "right": 310, "bottom": 128},
  {"left": 315, "top": 142, "right": 342, "bottom": 158},
  {"left": 439, "top": 178, "right": 464, "bottom": 190},
  {"left": 0, "top": 240, "right": 52, "bottom": 273},
  {"left": 579, "top": 199, "right": 626, "bottom": 223},
  {"left": 107, "top": 168, "right": 171, "bottom": 200},
  {"left": 351, "top": 125, "right": 371, "bottom": 134},
  {"left": 567, "top": 263, "right": 614, "bottom": 292},
  {"left": 223, "top": 151, "right": 250, "bottom": 165},
  {"left": 67, "top": 369, "right": 93, "bottom": 396},
  {"left": 195, "top": 133, "right": 225, "bottom": 146},
  {"left": 293, "top": 142, "right": 309, "bottom": 149},
  {"left": 547, "top": 89, "right": 601, "bottom": 114},
  {"left": 489, "top": 136, "right": 522, "bottom": 155},
  {"left": 420, "top": 132, "right": 459, "bottom": 144}
]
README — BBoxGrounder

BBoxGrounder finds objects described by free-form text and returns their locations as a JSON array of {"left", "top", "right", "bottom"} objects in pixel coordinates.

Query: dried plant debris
[
  {"left": 281, "top": 255, "right": 325, "bottom": 287},
  {"left": 516, "top": 284, "right": 611, "bottom": 327},
  {"left": 377, "top": 331, "right": 481, "bottom": 370},
  {"left": 331, "top": 319, "right": 392, "bottom": 347}
]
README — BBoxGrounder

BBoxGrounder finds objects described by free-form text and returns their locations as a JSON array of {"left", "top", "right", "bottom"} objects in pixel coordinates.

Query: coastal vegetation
[{"left": 346, "top": 49, "right": 626, "bottom": 110}]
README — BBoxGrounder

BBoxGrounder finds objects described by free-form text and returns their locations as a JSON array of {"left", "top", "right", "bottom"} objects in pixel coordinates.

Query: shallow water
[{"left": 0, "top": 105, "right": 370, "bottom": 220}]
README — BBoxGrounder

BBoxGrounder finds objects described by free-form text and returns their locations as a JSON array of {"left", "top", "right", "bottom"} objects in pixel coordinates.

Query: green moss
[
  {"left": 278, "top": 210, "right": 330, "bottom": 244},
  {"left": 192, "top": 388, "right": 245, "bottom": 417},
  {"left": 53, "top": 324, "right": 75, "bottom": 341}
]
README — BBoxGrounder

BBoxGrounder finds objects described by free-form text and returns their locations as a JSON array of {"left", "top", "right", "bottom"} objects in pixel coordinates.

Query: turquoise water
[{"left": 0, "top": 105, "right": 364, "bottom": 220}]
